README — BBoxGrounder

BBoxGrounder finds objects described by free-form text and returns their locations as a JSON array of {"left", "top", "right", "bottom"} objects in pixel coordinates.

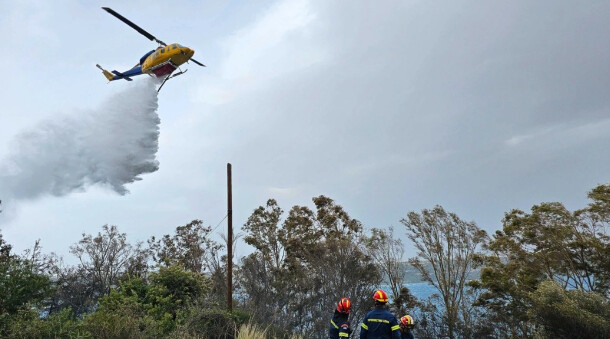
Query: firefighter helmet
[
  {"left": 336, "top": 297, "right": 351, "bottom": 314},
  {"left": 400, "top": 315, "right": 414, "bottom": 327},
  {"left": 372, "top": 289, "right": 389, "bottom": 303}
]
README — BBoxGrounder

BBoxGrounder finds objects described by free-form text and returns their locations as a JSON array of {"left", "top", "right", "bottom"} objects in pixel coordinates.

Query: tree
[
  {"left": 22, "top": 240, "right": 56, "bottom": 277},
  {"left": 365, "top": 227, "right": 418, "bottom": 314},
  {"left": 0, "top": 235, "right": 53, "bottom": 335},
  {"left": 146, "top": 265, "right": 211, "bottom": 324},
  {"left": 148, "top": 219, "right": 222, "bottom": 274},
  {"left": 148, "top": 219, "right": 225, "bottom": 306},
  {"left": 401, "top": 205, "right": 487, "bottom": 339},
  {"left": 574, "top": 184, "right": 610, "bottom": 295},
  {"left": 239, "top": 196, "right": 381, "bottom": 337},
  {"left": 473, "top": 184, "right": 610, "bottom": 337},
  {"left": 51, "top": 238, "right": 145, "bottom": 317},
  {"left": 0, "top": 237, "right": 52, "bottom": 316},
  {"left": 70, "top": 225, "right": 143, "bottom": 300},
  {"left": 0, "top": 233, "right": 12, "bottom": 264},
  {"left": 0, "top": 257, "right": 52, "bottom": 314},
  {"left": 242, "top": 199, "right": 286, "bottom": 270},
  {"left": 48, "top": 263, "right": 100, "bottom": 316}
]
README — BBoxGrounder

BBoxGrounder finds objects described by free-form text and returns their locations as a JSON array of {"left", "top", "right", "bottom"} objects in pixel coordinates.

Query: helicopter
[{"left": 96, "top": 7, "right": 205, "bottom": 92}]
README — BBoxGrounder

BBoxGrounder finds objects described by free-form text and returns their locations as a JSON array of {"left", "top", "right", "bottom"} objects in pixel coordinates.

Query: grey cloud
[{"left": 191, "top": 0, "right": 610, "bottom": 231}]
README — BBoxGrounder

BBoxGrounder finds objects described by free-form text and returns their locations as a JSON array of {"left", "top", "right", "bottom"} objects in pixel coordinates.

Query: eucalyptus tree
[
  {"left": 401, "top": 205, "right": 487, "bottom": 339},
  {"left": 474, "top": 184, "right": 610, "bottom": 337},
  {"left": 239, "top": 196, "right": 381, "bottom": 338}
]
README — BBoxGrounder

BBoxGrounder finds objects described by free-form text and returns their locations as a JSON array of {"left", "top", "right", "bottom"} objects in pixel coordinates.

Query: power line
[{"left": 211, "top": 214, "right": 228, "bottom": 234}]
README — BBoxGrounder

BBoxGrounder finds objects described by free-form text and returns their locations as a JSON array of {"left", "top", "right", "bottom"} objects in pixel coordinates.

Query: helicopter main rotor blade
[
  {"left": 102, "top": 7, "right": 166, "bottom": 46},
  {"left": 190, "top": 58, "right": 206, "bottom": 67}
]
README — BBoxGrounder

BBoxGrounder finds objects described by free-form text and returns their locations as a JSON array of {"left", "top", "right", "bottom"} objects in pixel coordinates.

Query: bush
[
  {"left": 530, "top": 280, "right": 610, "bottom": 338},
  {"left": 82, "top": 291, "right": 145, "bottom": 339},
  {"left": 4, "top": 308, "right": 87, "bottom": 339},
  {"left": 172, "top": 307, "right": 237, "bottom": 338}
]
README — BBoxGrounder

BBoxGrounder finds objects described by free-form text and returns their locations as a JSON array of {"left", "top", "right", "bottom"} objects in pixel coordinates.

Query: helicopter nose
[{"left": 181, "top": 47, "right": 194, "bottom": 58}]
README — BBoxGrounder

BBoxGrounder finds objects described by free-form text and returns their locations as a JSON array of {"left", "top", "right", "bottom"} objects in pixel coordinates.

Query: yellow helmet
[{"left": 400, "top": 315, "right": 414, "bottom": 328}]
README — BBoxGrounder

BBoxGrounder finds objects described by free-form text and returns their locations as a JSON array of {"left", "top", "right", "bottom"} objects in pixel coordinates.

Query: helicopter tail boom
[
  {"left": 111, "top": 70, "right": 133, "bottom": 81},
  {"left": 96, "top": 64, "right": 116, "bottom": 81},
  {"left": 96, "top": 64, "right": 141, "bottom": 82}
]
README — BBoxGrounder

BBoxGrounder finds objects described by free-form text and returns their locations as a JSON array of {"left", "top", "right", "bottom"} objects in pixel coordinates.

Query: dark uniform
[
  {"left": 400, "top": 330, "right": 414, "bottom": 339},
  {"left": 329, "top": 312, "right": 351, "bottom": 338},
  {"left": 359, "top": 307, "right": 401, "bottom": 339}
]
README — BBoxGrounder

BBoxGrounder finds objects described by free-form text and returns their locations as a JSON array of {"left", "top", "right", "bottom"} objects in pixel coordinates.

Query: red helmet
[
  {"left": 336, "top": 297, "right": 351, "bottom": 314},
  {"left": 400, "top": 315, "right": 414, "bottom": 326},
  {"left": 372, "top": 289, "right": 389, "bottom": 303}
]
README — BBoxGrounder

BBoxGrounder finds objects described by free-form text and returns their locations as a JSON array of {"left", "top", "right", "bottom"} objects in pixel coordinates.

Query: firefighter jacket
[
  {"left": 400, "top": 330, "right": 414, "bottom": 339},
  {"left": 329, "top": 312, "right": 351, "bottom": 338},
  {"left": 359, "top": 307, "right": 401, "bottom": 339}
]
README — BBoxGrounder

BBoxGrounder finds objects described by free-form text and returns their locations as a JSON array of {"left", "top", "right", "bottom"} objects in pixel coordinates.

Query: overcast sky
[{"left": 0, "top": 0, "right": 608, "bottom": 260}]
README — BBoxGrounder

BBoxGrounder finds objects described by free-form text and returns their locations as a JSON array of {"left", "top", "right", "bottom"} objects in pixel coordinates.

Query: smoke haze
[{"left": 0, "top": 79, "right": 160, "bottom": 205}]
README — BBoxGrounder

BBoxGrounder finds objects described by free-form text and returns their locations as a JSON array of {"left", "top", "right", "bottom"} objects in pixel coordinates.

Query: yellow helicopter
[{"left": 96, "top": 7, "right": 205, "bottom": 92}]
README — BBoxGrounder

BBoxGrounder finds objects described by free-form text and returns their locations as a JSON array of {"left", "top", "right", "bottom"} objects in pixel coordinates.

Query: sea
[
  {"left": 379, "top": 282, "right": 437, "bottom": 302},
  {"left": 404, "top": 282, "right": 436, "bottom": 300}
]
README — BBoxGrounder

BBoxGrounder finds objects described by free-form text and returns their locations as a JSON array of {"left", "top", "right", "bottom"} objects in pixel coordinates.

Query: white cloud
[
  {"left": 504, "top": 125, "right": 559, "bottom": 146},
  {"left": 505, "top": 116, "right": 610, "bottom": 148},
  {"left": 192, "top": 0, "right": 327, "bottom": 105},
  {"left": 221, "top": 0, "right": 317, "bottom": 79}
]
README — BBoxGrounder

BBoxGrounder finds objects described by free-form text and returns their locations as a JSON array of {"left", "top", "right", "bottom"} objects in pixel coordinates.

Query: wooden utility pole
[{"left": 226, "top": 163, "right": 233, "bottom": 312}]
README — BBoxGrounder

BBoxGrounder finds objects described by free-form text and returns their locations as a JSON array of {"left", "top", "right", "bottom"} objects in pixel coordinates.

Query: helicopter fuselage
[{"left": 142, "top": 43, "right": 195, "bottom": 77}]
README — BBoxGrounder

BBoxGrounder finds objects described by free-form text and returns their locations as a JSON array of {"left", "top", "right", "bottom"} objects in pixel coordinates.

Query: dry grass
[
  {"left": 236, "top": 323, "right": 304, "bottom": 339},
  {"left": 237, "top": 323, "right": 268, "bottom": 339}
]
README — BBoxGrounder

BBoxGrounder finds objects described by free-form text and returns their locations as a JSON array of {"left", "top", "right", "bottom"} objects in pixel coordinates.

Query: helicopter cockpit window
[
  {"left": 172, "top": 44, "right": 178, "bottom": 50},
  {"left": 161, "top": 48, "right": 165, "bottom": 53}
]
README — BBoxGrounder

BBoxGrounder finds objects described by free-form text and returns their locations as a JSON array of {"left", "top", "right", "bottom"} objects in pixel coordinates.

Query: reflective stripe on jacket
[
  {"left": 329, "top": 313, "right": 351, "bottom": 339},
  {"left": 359, "top": 308, "right": 401, "bottom": 339}
]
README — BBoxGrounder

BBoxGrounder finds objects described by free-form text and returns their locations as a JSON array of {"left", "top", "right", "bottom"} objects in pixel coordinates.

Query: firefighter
[
  {"left": 399, "top": 315, "right": 415, "bottom": 339},
  {"left": 360, "top": 289, "right": 401, "bottom": 339},
  {"left": 329, "top": 297, "right": 352, "bottom": 338}
]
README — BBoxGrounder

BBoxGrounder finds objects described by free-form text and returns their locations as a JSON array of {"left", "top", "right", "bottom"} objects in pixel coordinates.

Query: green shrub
[
  {"left": 4, "top": 308, "right": 88, "bottom": 339},
  {"left": 82, "top": 290, "right": 145, "bottom": 339},
  {"left": 530, "top": 280, "right": 610, "bottom": 338}
]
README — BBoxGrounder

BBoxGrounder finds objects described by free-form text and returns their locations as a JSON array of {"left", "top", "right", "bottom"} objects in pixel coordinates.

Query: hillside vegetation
[{"left": 0, "top": 184, "right": 608, "bottom": 338}]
